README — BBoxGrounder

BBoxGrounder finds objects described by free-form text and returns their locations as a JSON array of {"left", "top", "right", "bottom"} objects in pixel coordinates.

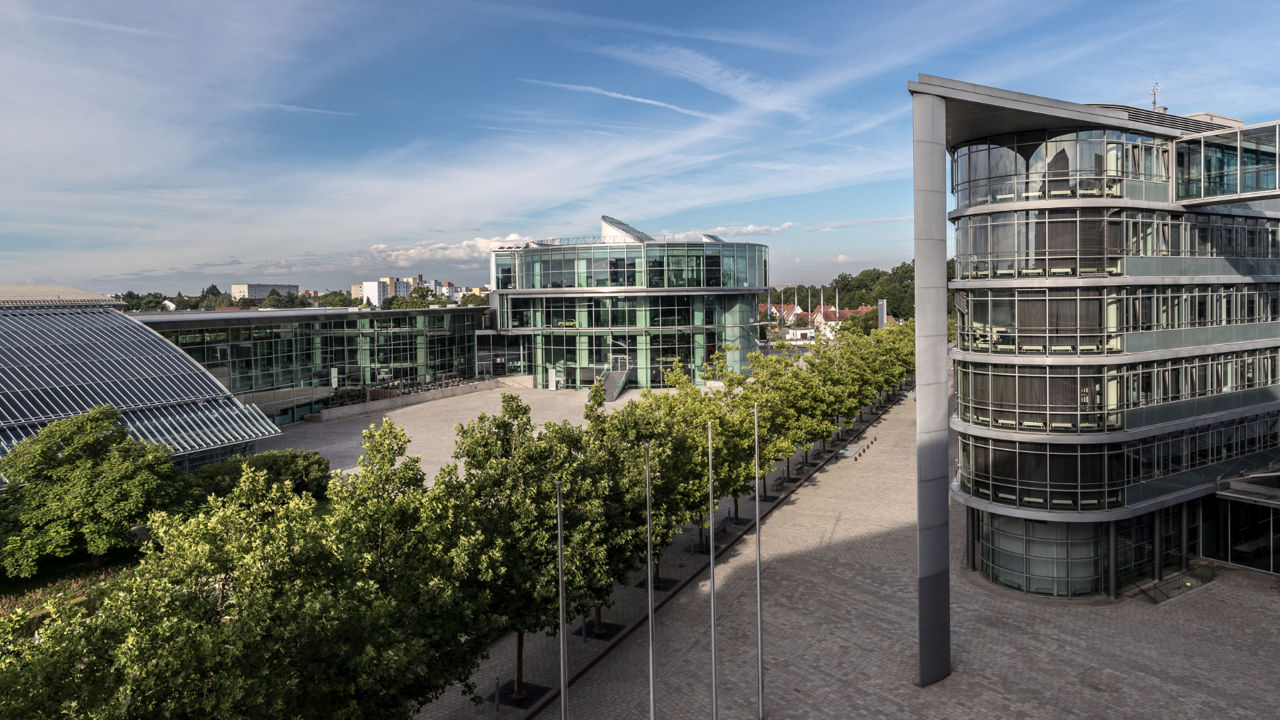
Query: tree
[
  {"left": 184, "top": 449, "right": 331, "bottom": 503},
  {"left": 0, "top": 407, "right": 180, "bottom": 578},
  {"left": 426, "top": 394, "right": 611, "bottom": 700},
  {"left": 0, "top": 425, "right": 489, "bottom": 719},
  {"left": 316, "top": 290, "right": 357, "bottom": 308},
  {"left": 460, "top": 292, "right": 490, "bottom": 307},
  {"left": 259, "top": 293, "right": 290, "bottom": 309}
]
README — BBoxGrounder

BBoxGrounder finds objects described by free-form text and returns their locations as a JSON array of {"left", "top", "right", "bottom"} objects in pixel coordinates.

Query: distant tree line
[{"left": 0, "top": 321, "right": 914, "bottom": 718}]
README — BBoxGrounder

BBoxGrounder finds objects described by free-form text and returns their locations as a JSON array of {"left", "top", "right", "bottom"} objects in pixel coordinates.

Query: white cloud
[
  {"left": 350, "top": 234, "right": 531, "bottom": 268},
  {"left": 667, "top": 222, "right": 796, "bottom": 241},
  {"left": 592, "top": 44, "right": 805, "bottom": 116},
  {"left": 805, "top": 217, "right": 912, "bottom": 232},
  {"left": 521, "top": 79, "right": 723, "bottom": 121}
]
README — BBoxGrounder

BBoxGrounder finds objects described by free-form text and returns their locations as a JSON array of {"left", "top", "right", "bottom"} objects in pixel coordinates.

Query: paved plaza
[
  {"left": 263, "top": 387, "right": 1280, "bottom": 719},
  {"left": 527, "top": 393, "right": 1280, "bottom": 720},
  {"left": 257, "top": 385, "right": 643, "bottom": 480}
]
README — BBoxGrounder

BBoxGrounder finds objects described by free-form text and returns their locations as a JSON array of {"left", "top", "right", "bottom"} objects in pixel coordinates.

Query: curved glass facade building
[
  {"left": 0, "top": 286, "right": 279, "bottom": 478},
  {"left": 912, "top": 76, "right": 1280, "bottom": 599},
  {"left": 491, "top": 216, "right": 767, "bottom": 389}
]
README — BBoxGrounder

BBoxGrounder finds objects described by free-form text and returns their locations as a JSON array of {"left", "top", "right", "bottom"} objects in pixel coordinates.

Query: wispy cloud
[
  {"left": 521, "top": 79, "right": 722, "bottom": 121},
  {"left": 667, "top": 222, "right": 796, "bottom": 241},
  {"left": 805, "top": 217, "right": 911, "bottom": 232},
  {"left": 27, "top": 12, "right": 171, "bottom": 37},
  {"left": 247, "top": 102, "right": 353, "bottom": 117},
  {"left": 450, "top": 2, "right": 818, "bottom": 55},
  {"left": 591, "top": 44, "right": 804, "bottom": 116}
]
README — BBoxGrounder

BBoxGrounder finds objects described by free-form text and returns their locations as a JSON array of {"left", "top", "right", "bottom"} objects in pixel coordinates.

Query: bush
[{"left": 185, "top": 450, "right": 331, "bottom": 502}]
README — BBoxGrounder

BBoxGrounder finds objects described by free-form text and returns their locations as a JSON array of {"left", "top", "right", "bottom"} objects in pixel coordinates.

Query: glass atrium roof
[{"left": 0, "top": 303, "right": 279, "bottom": 463}]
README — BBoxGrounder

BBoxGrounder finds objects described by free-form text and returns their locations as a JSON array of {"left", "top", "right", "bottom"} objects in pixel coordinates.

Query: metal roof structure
[{"left": 0, "top": 293, "right": 279, "bottom": 469}]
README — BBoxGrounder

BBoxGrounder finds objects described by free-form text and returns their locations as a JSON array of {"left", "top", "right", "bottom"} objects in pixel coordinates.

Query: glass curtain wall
[{"left": 151, "top": 309, "right": 478, "bottom": 425}]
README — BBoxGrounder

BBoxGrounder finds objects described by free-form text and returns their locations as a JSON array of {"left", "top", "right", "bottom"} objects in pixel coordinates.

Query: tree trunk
[
  {"left": 90, "top": 554, "right": 103, "bottom": 568},
  {"left": 513, "top": 632, "right": 526, "bottom": 699},
  {"left": 697, "top": 512, "right": 706, "bottom": 551},
  {"left": 785, "top": 457, "right": 790, "bottom": 481},
  {"left": 593, "top": 606, "right": 605, "bottom": 636},
  {"left": 733, "top": 494, "right": 740, "bottom": 523}
]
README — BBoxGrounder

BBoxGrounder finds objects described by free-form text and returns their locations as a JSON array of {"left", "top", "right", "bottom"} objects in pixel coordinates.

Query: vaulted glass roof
[{"left": 0, "top": 304, "right": 279, "bottom": 464}]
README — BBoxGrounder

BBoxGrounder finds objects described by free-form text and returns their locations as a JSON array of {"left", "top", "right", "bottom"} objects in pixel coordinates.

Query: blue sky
[{"left": 4, "top": 0, "right": 1280, "bottom": 293}]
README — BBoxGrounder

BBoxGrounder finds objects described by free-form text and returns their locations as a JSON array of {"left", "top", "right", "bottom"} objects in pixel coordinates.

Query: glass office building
[
  {"left": 0, "top": 286, "right": 279, "bottom": 476},
  {"left": 141, "top": 306, "right": 482, "bottom": 425},
  {"left": 490, "top": 216, "right": 767, "bottom": 389},
  {"left": 911, "top": 76, "right": 1280, "bottom": 598}
]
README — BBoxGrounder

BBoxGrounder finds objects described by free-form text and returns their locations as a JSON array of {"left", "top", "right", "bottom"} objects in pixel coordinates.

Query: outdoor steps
[{"left": 601, "top": 369, "right": 627, "bottom": 402}]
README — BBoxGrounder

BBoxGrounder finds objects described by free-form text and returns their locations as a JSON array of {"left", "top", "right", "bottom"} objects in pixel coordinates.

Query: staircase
[
  {"left": 1135, "top": 562, "right": 1215, "bottom": 604},
  {"left": 601, "top": 369, "right": 628, "bottom": 402}
]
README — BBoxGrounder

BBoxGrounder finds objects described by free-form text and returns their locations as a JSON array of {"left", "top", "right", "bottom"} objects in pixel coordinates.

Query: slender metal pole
[
  {"left": 645, "top": 444, "right": 656, "bottom": 720},
  {"left": 555, "top": 480, "right": 568, "bottom": 720},
  {"left": 754, "top": 403, "right": 764, "bottom": 719},
  {"left": 708, "top": 421, "right": 718, "bottom": 720}
]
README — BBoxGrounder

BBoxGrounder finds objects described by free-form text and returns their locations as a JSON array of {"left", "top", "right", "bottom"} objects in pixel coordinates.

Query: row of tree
[
  {"left": 764, "top": 262, "right": 915, "bottom": 319},
  {"left": 0, "top": 321, "right": 914, "bottom": 718}
]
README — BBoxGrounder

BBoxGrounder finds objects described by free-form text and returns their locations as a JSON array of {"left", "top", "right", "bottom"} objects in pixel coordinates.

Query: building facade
[
  {"left": 140, "top": 306, "right": 481, "bottom": 425},
  {"left": 490, "top": 217, "right": 767, "bottom": 390},
  {"left": 230, "top": 283, "right": 300, "bottom": 302},
  {"left": 912, "top": 76, "right": 1280, "bottom": 600},
  {"left": 0, "top": 286, "right": 279, "bottom": 477}
]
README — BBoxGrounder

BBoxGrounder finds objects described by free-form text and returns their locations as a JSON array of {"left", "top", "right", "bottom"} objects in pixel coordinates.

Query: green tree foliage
[
  {"left": 763, "top": 259, "right": 922, "bottom": 319},
  {"left": 0, "top": 424, "right": 487, "bottom": 719},
  {"left": 0, "top": 407, "right": 179, "bottom": 578},
  {"left": 184, "top": 449, "right": 331, "bottom": 502},
  {"left": 460, "top": 292, "right": 490, "bottom": 307},
  {"left": 316, "top": 290, "right": 358, "bottom": 307},
  {"left": 426, "top": 393, "right": 612, "bottom": 699}
]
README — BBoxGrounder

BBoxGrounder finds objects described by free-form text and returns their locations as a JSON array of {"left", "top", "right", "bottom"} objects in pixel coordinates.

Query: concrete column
[
  {"left": 1153, "top": 511, "right": 1163, "bottom": 582},
  {"left": 912, "top": 91, "right": 951, "bottom": 687},
  {"left": 1108, "top": 521, "right": 1118, "bottom": 599},
  {"left": 964, "top": 507, "right": 977, "bottom": 571},
  {"left": 1180, "top": 503, "right": 1189, "bottom": 571}
]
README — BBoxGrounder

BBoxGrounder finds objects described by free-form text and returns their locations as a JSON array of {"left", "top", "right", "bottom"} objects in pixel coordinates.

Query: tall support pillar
[
  {"left": 1108, "top": 521, "right": 1118, "bottom": 599},
  {"left": 1180, "top": 503, "right": 1189, "bottom": 571},
  {"left": 1153, "top": 511, "right": 1163, "bottom": 582},
  {"left": 911, "top": 90, "right": 951, "bottom": 687},
  {"left": 965, "top": 507, "right": 977, "bottom": 572}
]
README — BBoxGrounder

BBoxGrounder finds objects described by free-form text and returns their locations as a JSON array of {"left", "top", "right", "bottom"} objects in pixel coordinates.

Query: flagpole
[
  {"left": 645, "top": 444, "right": 656, "bottom": 720},
  {"left": 708, "top": 421, "right": 718, "bottom": 720},
  {"left": 754, "top": 403, "right": 765, "bottom": 719},
  {"left": 555, "top": 480, "right": 568, "bottom": 720}
]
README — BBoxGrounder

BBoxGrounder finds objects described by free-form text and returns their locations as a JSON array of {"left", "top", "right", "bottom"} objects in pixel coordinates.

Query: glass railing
[{"left": 1175, "top": 123, "right": 1279, "bottom": 201}]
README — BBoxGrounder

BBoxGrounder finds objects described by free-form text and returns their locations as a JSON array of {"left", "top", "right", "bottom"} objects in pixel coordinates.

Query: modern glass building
[
  {"left": 0, "top": 286, "right": 279, "bottom": 476},
  {"left": 911, "top": 76, "right": 1280, "bottom": 599},
  {"left": 489, "top": 216, "right": 767, "bottom": 390},
  {"left": 140, "top": 306, "right": 482, "bottom": 425}
]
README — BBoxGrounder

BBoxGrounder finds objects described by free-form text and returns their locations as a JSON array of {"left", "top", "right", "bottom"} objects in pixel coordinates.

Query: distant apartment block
[{"left": 230, "top": 283, "right": 299, "bottom": 302}]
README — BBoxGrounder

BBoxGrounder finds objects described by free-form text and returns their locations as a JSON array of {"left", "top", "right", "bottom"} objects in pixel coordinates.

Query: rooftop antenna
[{"left": 1150, "top": 82, "right": 1161, "bottom": 111}]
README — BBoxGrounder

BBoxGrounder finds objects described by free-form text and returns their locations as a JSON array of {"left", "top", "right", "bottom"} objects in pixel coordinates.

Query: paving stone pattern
[
  {"left": 510, "top": 392, "right": 1280, "bottom": 720},
  {"left": 274, "top": 387, "right": 1280, "bottom": 719}
]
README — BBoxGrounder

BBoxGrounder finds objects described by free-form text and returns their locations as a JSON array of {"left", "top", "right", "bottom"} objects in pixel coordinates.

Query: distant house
[{"left": 758, "top": 303, "right": 804, "bottom": 325}]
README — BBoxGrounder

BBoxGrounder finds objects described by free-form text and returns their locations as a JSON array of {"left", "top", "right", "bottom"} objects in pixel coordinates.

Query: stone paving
[
  {"left": 523, "top": 392, "right": 1280, "bottom": 720},
  {"left": 264, "top": 386, "right": 1280, "bottom": 719},
  {"left": 256, "top": 385, "right": 649, "bottom": 479}
]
